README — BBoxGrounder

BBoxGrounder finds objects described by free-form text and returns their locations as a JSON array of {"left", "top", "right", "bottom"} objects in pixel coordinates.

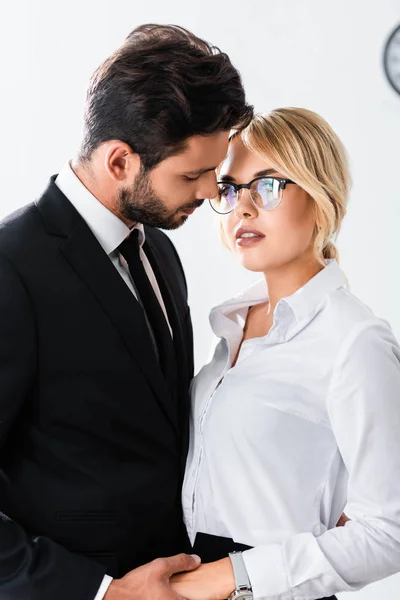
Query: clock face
[{"left": 384, "top": 24, "right": 400, "bottom": 96}]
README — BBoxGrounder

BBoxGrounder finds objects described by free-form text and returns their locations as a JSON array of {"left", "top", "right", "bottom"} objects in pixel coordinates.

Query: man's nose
[{"left": 197, "top": 173, "right": 218, "bottom": 201}]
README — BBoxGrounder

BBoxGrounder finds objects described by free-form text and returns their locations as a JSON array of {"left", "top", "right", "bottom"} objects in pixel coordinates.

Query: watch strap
[{"left": 229, "top": 551, "right": 252, "bottom": 592}]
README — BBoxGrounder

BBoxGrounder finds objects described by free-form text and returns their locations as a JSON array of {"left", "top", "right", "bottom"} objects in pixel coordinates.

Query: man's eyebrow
[
  {"left": 218, "top": 169, "right": 277, "bottom": 183},
  {"left": 184, "top": 166, "right": 217, "bottom": 176}
]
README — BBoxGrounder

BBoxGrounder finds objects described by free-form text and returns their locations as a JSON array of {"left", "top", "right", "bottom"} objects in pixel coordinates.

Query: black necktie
[{"left": 118, "top": 230, "right": 175, "bottom": 382}]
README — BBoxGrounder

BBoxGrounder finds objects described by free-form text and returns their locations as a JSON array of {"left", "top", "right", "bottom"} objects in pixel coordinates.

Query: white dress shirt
[
  {"left": 182, "top": 260, "right": 400, "bottom": 599},
  {"left": 55, "top": 162, "right": 171, "bottom": 600},
  {"left": 55, "top": 161, "right": 172, "bottom": 335}
]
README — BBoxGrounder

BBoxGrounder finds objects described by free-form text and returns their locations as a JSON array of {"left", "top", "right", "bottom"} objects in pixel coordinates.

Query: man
[{"left": 0, "top": 24, "right": 253, "bottom": 600}]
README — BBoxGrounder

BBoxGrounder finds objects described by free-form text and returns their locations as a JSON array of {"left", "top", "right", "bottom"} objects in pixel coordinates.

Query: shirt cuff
[
  {"left": 243, "top": 545, "right": 289, "bottom": 599},
  {"left": 94, "top": 575, "right": 113, "bottom": 600}
]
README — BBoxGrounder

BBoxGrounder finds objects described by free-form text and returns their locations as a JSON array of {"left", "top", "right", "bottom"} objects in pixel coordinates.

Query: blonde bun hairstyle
[{"left": 227, "top": 108, "right": 351, "bottom": 262}]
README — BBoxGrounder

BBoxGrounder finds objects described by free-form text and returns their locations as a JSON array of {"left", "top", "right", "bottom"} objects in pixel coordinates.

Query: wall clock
[{"left": 383, "top": 24, "right": 400, "bottom": 96}]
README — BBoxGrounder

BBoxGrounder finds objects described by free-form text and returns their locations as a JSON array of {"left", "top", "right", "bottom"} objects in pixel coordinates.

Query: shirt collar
[
  {"left": 55, "top": 161, "right": 145, "bottom": 255},
  {"left": 210, "top": 260, "right": 347, "bottom": 338},
  {"left": 283, "top": 259, "right": 347, "bottom": 322}
]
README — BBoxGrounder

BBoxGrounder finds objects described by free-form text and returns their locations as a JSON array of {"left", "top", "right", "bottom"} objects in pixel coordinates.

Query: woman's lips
[
  {"left": 236, "top": 235, "right": 265, "bottom": 248},
  {"left": 235, "top": 227, "right": 265, "bottom": 248}
]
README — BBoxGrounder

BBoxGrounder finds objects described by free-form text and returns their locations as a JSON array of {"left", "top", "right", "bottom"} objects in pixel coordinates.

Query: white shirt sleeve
[
  {"left": 93, "top": 575, "right": 113, "bottom": 600},
  {"left": 243, "top": 319, "right": 400, "bottom": 599}
]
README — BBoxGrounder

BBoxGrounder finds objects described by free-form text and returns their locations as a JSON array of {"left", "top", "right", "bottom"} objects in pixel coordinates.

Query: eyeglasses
[{"left": 208, "top": 176, "right": 295, "bottom": 215}]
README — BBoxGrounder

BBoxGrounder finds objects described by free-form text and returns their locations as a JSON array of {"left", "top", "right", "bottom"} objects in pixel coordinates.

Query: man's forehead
[{"left": 168, "top": 131, "right": 230, "bottom": 171}]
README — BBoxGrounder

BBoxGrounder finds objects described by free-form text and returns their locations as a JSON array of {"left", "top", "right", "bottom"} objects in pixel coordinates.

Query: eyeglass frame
[{"left": 209, "top": 175, "right": 296, "bottom": 214}]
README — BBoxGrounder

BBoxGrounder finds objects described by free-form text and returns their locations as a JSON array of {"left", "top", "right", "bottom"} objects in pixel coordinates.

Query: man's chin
[{"left": 158, "top": 214, "right": 189, "bottom": 231}]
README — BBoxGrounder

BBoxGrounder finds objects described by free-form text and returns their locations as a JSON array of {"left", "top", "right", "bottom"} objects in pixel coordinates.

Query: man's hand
[{"left": 104, "top": 553, "right": 201, "bottom": 600}]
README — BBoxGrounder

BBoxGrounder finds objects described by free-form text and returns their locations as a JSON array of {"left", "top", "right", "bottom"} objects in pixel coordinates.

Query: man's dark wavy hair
[{"left": 79, "top": 24, "right": 253, "bottom": 170}]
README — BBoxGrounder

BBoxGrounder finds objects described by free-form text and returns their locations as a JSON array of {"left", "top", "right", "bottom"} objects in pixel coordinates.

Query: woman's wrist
[{"left": 211, "top": 557, "right": 236, "bottom": 599}]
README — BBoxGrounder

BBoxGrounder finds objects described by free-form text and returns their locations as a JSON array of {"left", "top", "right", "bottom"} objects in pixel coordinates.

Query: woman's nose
[{"left": 234, "top": 188, "right": 258, "bottom": 219}]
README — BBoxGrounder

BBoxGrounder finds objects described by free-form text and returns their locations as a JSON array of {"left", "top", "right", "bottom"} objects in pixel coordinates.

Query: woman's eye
[
  {"left": 218, "top": 186, "right": 231, "bottom": 196},
  {"left": 184, "top": 175, "right": 199, "bottom": 182}
]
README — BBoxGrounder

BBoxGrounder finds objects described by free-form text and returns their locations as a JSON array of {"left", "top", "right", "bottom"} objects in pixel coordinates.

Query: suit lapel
[{"left": 36, "top": 180, "right": 179, "bottom": 436}]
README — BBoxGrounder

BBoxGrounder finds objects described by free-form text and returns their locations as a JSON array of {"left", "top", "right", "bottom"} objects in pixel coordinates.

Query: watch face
[
  {"left": 232, "top": 593, "right": 253, "bottom": 600},
  {"left": 384, "top": 24, "right": 400, "bottom": 96}
]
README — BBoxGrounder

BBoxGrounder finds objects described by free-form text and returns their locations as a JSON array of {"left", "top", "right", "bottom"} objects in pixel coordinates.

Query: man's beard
[{"left": 116, "top": 167, "right": 204, "bottom": 230}]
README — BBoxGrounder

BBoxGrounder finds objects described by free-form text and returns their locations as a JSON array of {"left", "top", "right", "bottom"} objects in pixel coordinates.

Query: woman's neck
[{"left": 264, "top": 254, "right": 325, "bottom": 317}]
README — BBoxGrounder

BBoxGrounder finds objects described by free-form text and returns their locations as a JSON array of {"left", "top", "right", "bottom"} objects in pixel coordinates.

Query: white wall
[{"left": 1, "top": 0, "right": 399, "bottom": 597}]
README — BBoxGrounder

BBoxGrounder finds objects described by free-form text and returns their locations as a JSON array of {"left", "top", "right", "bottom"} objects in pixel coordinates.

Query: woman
[{"left": 171, "top": 108, "right": 400, "bottom": 600}]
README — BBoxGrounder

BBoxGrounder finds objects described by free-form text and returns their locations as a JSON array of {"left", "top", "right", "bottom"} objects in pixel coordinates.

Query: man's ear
[{"left": 104, "top": 141, "right": 141, "bottom": 182}]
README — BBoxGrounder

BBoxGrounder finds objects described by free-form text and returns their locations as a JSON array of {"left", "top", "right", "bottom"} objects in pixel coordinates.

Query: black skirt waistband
[
  {"left": 192, "top": 532, "right": 252, "bottom": 563},
  {"left": 191, "top": 533, "right": 337, "bottom": 600}
]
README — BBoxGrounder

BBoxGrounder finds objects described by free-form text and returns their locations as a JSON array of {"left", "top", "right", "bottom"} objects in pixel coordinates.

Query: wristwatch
[{"left": 228, "top": 551, "right": 254, "bottom": 599}]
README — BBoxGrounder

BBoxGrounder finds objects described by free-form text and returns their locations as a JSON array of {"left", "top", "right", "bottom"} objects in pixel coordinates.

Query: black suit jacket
[{"left": 0, "top": 178, "right": 194, "bottom": 600}]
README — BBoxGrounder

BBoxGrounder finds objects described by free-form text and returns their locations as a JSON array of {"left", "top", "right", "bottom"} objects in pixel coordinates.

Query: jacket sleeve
[{"left": 0, "top": 254, "right": 106, "bottom": 600}]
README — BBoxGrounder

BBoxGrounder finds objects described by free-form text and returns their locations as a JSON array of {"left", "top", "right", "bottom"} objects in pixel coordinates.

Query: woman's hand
[
  {"left": 336, "top": 512, "right": 351, "bottom": 527},
  {"left": 170, "top": 516, "right": 352, "bottom": 600},
  {"left": 170, "top": 558, "right": 236, "bottom": 600},
  {"left": 170, "top": 517, "right": 351, "bottom": 600}
]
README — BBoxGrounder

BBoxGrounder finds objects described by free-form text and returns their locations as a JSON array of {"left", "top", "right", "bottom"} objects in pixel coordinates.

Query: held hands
[
  {"left": 104, "top": 553, "right": 201, "bottom": 600},
  {"left": 105, "top": 515, "right": 350, "bottom": 600},
  {"left": 170, "top": 557, "right": 236, "bottom": 600}
]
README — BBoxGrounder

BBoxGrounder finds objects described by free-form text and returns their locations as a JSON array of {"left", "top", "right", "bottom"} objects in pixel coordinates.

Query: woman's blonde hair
[{"left": 227, "top": 108, "right": 351, "bottom": 262}]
